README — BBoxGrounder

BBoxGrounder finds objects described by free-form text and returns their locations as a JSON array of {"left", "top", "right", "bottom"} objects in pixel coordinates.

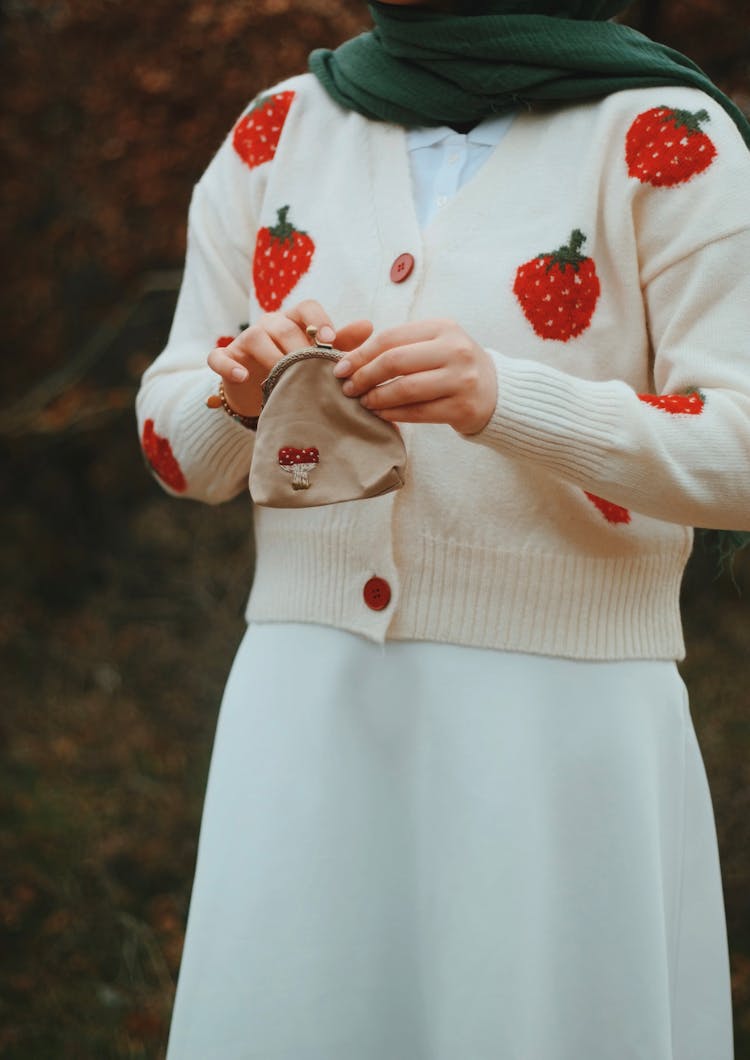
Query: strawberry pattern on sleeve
[
  {"left": 584, "top": 492, "right": 631, "bottom": 525},
  {"left": 232, "top": 91, "right": 296, "bottom": 170},
  {"left": 582, "top": 391, "right": 706, "bottom": 524},
  {"left": 637, "top": 390, "right": 706, "bottom": 415},
  {"left": 141, "top": 419, "right": 187, "bottom": 493},
  {"left": 626, "top": 106, "right": 717, "bottom": 187},
  {"left": 574, "top": 110, "right": 715, "bottom": 527},
  {"left": 253, "top": 205, "right": 315, "bottom": 312}
]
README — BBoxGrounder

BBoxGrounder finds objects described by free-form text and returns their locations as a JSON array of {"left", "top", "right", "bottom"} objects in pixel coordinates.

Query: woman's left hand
[{"left": 332, "top": 318, "right": 497, "bottom": 435}]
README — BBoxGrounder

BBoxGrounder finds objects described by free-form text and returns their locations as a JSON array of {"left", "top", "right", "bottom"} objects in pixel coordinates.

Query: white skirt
[{"left": 166, "top": 623, "right": 733, "bottom": 1060}]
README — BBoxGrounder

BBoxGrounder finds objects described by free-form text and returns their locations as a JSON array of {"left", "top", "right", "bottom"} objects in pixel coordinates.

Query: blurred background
[{"left": 1, "top": 1, "right": 748, "bottom": 1056}]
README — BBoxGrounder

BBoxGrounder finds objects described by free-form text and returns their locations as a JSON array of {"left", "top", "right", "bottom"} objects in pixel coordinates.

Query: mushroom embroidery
[{"left": 278, "top": 446, "right": 319, "bottom": 490}]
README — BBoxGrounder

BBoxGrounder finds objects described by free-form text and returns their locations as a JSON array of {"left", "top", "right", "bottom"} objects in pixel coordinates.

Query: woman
[{"left": 136, "top": 1, "right": 750, "bottom": 1056}]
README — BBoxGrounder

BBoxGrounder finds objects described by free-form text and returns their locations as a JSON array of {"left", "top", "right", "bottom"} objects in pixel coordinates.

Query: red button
[
  {"left": 363, "top": 576, "right": 391, "bottom": 611},
  {"left": 390, "top": 253, "right": 415, "bottom": 284}
]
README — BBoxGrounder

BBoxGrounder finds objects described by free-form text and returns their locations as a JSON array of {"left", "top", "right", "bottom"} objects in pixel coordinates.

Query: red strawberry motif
[
  {"left": 626, "top": 106, "right": 717, "bottom": 187},
  {"left": 513, "top": 230, "right": 601, "bottom": 341},
  {"left": 232, "top": 91, "right": 295, "bottom": 170},
  {"left": 216, "top": 336, "right": 235, "bottom": 348},
  {"left": 253, "top": 206, "right": 315, "bottom": 312},
  {"left": 637, "top": 389, "right": 706, "bottom": 414},
  {"left": 278, "top": 446, "right": 319, "bottom": 490},
  {"left": 142, "top": 419, "right": 187, "bottom": 492},
  {"left": 584, "top": 491, "right": 631, "bottom": 525}
]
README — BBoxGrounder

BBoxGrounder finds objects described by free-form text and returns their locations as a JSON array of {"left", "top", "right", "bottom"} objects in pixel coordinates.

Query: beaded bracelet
[{"left": 206, "top": 380, "right": 259, "bottom": 430}]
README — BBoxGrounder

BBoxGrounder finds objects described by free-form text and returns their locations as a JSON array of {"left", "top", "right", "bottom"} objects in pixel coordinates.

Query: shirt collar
[{"left": 407, "top": 110, "right": 518, "bottom": 152}]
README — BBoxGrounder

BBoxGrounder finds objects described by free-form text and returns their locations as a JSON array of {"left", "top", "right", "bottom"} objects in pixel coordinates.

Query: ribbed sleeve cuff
[
  {"left": 468, "top": 348, "right": 630, "bottom": 486},
  {"left": 141, "top": 368, "right": 256, "bottom": 504},
  {"left": 167, "top": 369, "right": 256, "bottom": 503}
]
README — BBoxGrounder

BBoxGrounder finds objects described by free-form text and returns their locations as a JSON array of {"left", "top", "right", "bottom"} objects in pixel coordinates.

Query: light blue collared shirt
[{"left": 406, "top": 111, "right": 518, "bottom": 229}]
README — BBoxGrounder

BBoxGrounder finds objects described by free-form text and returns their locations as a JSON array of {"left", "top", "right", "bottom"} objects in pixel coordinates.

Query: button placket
[
  {"left": 434, "top": 134, "right": 466, "bottom": 213},
  {"left": 369, "top": 123, "right": 422, "bottom": 320}
]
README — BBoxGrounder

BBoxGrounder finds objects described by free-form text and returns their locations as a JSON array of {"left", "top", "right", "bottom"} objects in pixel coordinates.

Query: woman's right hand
[{"left": 207, "top": 300, "right": 374, "bottom": 417}]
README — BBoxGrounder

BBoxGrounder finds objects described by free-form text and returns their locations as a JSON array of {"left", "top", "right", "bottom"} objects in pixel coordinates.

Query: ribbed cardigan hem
[{"left": 245, "top": 531, "right": 691, "bottom": 661}]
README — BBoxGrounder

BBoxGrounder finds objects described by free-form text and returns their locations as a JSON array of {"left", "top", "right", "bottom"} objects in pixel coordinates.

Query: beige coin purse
[{"left": 249, "top": 328, "right": 407, "bottom": 508}]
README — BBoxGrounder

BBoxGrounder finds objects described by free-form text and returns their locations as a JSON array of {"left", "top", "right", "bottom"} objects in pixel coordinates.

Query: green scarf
[
  {"left": 309, "top": 1, "right": 750, "bottom": 565},
  {"left": 309, "top": 2, "right": 750, "bottom": 147}
]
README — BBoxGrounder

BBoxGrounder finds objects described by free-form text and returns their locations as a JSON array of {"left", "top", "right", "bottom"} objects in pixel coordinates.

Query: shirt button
[
  {"left": 390, "top": 253, "right": 415, "bottom": 284},
  {"left": 363, "top": 576, "right": 392, "bottom": 611},
  {"left": 447, "top": 153, "right": 460, "bottom": 165},
  {"left": 436, "top": 194, "right": 448, "bottom": 208}
]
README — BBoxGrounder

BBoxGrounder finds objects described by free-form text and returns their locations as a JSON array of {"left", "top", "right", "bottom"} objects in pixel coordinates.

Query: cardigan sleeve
[
  {"left": 135, "top": 121, "right": 264, "bottom": 505},
  {"left": 465, "top": 106, "right": 750, "bottom": 533}
]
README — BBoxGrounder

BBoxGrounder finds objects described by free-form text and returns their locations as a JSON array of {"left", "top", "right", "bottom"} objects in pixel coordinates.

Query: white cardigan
[{"left": 136, "top": 74, "right": 750, "bottom": 660}]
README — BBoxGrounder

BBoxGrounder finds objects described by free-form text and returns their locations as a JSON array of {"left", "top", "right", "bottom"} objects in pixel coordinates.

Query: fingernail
[
  {"left": 231, "top": 366, "right": 247, "bottom": 381},
  {"left": 319, "top": 325, "right": 335, "bottom": 343},
  {"left": 342, "top": 381, "right": 355, "bottom": 396},
  {"left": 333, "top": 359, "right": 351, "bottom": 377}
]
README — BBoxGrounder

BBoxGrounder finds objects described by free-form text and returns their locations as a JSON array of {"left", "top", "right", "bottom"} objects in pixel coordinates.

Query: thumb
[{"left": 334, "top": 319, "right": 374, "bottom": 352}]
